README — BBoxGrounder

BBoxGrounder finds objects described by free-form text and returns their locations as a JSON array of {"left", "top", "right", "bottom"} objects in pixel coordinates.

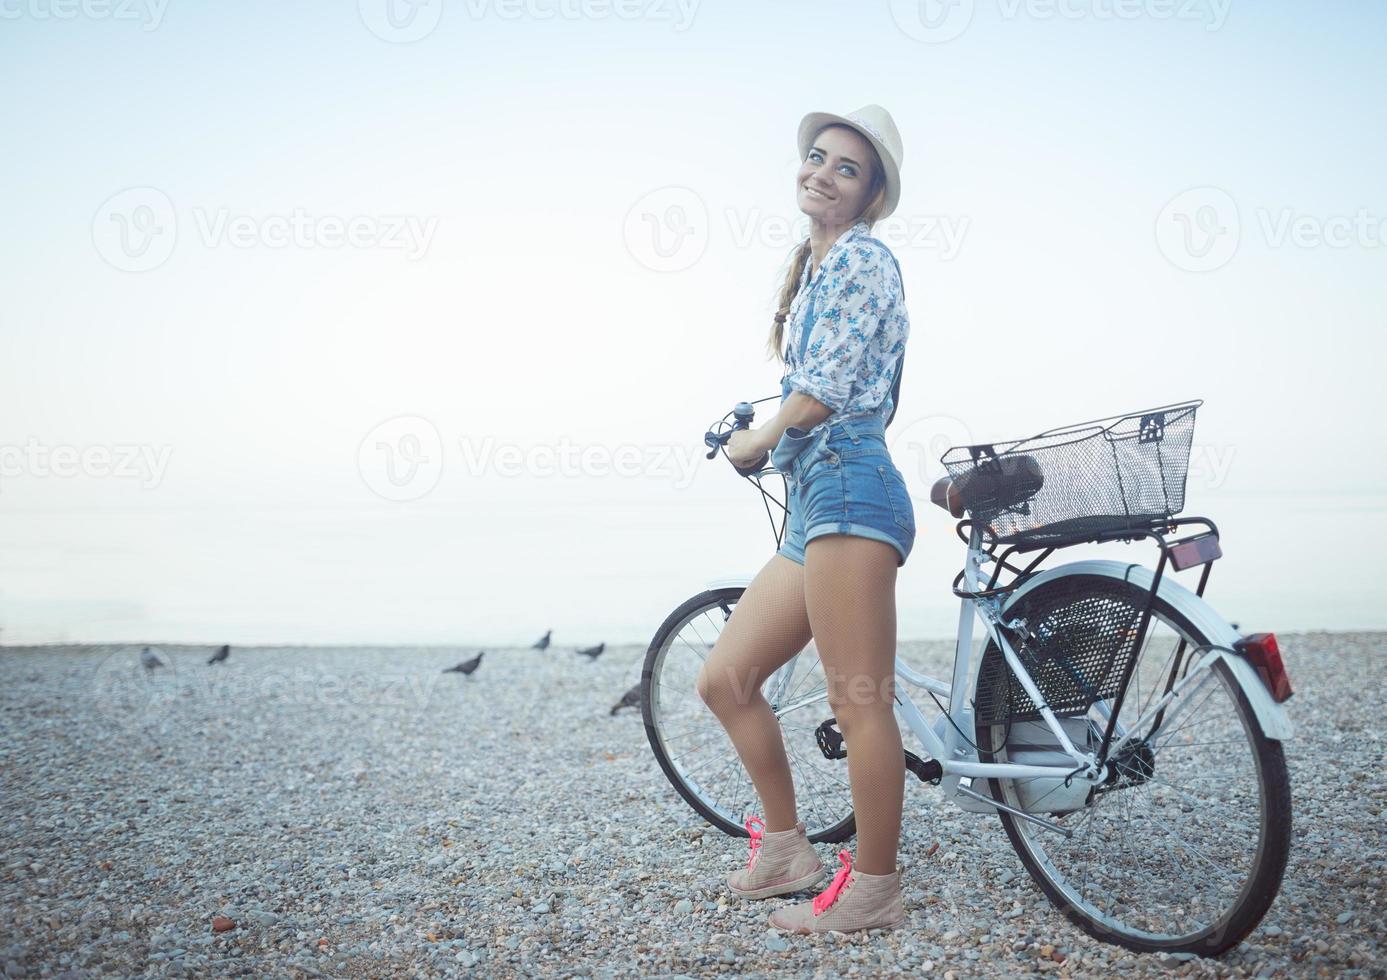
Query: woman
[{"left": 695, "top": 104, "right": 914, "bottom": 935}]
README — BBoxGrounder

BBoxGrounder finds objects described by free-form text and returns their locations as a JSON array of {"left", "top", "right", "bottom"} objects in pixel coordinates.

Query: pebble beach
[{"left": 1, "top": 631, "right": 1382, "bottom": 978}]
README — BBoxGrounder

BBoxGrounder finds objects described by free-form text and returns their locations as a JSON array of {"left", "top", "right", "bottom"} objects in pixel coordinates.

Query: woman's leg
[
  {"left": 803, "top": 534, "right": 903, "bottom": 876},
  {"left": 695, "top": 553, "right": 813, "bottom": 833}
]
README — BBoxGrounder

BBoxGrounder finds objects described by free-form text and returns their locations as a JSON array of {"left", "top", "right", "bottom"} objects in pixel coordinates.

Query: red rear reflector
[
  {"left": 1235, "top": 632, "right": 1293, "bottom": 703},
  {"left": 1168, "top": 532, "right": 1222, "bottom": 571}
]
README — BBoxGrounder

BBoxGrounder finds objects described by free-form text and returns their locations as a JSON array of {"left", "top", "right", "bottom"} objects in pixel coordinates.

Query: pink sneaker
[
  {"left": 768, "top": 849, "right": 905, "bottom": 934},
  {"left": 726, "top": 816, "right": 826, "bottom": 900}
]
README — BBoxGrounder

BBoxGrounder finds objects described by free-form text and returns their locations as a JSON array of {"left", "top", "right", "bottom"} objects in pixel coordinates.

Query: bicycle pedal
[
  {"left": 904, "top": 751, "right": 943, "bottom": 785},
  {"left": 814, "top": 718, "right": 847, "bottom": 760}
]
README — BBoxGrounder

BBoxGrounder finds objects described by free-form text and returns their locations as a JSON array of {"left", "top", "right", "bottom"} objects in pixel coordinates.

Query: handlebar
[{"left": 704, "top": 400, "right": 772, "bottom": 477}]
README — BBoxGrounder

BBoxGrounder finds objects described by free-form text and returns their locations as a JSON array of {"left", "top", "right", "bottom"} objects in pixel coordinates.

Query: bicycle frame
[
  {"left": 890, "top": 523, "right": 1107, "bottom": 793},
  {"left": 762, "top": 521, "right": 1242, "bottom": 831}
]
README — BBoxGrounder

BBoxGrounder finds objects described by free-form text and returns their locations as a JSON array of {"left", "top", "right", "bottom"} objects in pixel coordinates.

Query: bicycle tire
[
  {"left": 973, "top": 574, "right": 1291, "bottom": 956},
  {"left": 641, "top": 586, "right": 857, "bottom": 845}
]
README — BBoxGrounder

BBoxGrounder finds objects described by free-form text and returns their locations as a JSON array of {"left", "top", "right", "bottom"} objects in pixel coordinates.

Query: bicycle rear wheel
[
  {"left": 973, "top": 574, "right": 1291, "bottom": 956},
  {"left": 641, "top": 587, "right": 856, "bottom": 844}
]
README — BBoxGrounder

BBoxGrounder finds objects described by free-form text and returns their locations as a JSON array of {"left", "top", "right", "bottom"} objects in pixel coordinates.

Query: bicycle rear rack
[{"left": 950, "top": 515, "right": 1224, "bottom": 764}]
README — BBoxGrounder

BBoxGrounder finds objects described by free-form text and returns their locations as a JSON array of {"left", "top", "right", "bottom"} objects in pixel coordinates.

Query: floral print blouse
[{"left": 782, "top": 220, "right": 909, "bottom": 419}]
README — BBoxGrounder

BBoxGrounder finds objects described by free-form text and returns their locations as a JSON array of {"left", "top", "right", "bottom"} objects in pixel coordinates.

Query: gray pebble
[{"left": 3, "top": 636, "right": 1379, "bottom": 978}]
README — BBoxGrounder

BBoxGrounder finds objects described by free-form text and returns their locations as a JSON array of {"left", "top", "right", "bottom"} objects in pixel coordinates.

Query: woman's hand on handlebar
[{"left": 726, "top": 428, "right": 770, "bottom": 472}]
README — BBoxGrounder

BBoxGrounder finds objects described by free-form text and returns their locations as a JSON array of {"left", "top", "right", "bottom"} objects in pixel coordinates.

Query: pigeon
[
  {"left": 531, "top": 630, "right": 552, "bottom": 651},
  {"left": 609, "top": 683, "right": 642, "bottom": 716},
  {"left": 576, "top": 643, "right": 606, "bottom": 660},
  {"left": 444, "top": 652, "right": 484, "bottom": 676},
  {"left": 208, "top": 644, "right": 230, "bottom": 665},
  {"left": 140, "top": 646, "right": 164, "bottom": 671}
]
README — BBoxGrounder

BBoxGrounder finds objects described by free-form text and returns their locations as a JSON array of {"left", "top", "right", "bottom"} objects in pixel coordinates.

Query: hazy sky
[{"left": 1, "top": 0, "right": 1383, "bottom": 645}]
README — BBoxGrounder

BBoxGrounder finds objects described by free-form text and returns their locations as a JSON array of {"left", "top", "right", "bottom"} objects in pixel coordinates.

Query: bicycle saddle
[
  {"left": 932, "top": 454, "right": 1044, "bottom": 519},
  {"left": 930, "top": 476, "right": 966, "bottom": 517}
]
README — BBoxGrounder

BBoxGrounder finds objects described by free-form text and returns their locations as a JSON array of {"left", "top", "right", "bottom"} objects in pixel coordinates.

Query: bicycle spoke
[
  {"left": 1151, "top": 736, "right": 1245, "bottom": 752},
  {"left": 659, "top": 726, "right": 722, "bottom": 742},
  {"left": 785, "top": 738, "right": 848, "bottom": 830},
  {"left": 1137, "top": 635, "right": 1181, "bottom": 721}
]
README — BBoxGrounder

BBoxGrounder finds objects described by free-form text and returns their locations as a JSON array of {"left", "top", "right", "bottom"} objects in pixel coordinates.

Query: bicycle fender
[
  {"left": 999, "top": 559, "right": 1293, "bottom": 741},
  {"left": 704, "top": 574, "right": 754, "bottom": 591}
]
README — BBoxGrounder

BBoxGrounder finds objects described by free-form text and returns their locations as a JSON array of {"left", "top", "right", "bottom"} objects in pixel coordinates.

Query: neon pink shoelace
[
  {"left": 743, "top": 815, "right": 766, "bottom": 870},
  {"left": 813, "top": 850, "right": 854, "bottom": 915}
]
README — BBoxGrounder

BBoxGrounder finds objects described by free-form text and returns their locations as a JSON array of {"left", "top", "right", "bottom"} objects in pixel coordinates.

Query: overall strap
[
  {"left": 862, "top": 236, "right": 907, "bottom": 431},
  {"left": 786, "top": 236, "right": 907, "bottom": 430}
]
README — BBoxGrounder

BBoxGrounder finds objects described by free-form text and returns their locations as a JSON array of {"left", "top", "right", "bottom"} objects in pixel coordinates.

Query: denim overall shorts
[{"left": 769, "top": 265, "right": 916, "bottom": 568}]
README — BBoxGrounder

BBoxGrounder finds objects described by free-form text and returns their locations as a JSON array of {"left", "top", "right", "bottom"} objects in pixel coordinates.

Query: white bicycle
[{"left": 641, "top": 398, "right": 1294, "bottom": 956}]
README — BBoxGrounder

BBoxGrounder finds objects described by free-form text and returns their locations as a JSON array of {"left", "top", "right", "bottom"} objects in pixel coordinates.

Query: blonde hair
[{"left": 767, "top": 127, "right": 889, "bottom": 363}]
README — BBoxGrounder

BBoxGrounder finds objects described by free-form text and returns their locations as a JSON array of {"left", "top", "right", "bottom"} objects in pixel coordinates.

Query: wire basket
[{"left": 940, "top": 399, "right": 1201, "bottom": 547}]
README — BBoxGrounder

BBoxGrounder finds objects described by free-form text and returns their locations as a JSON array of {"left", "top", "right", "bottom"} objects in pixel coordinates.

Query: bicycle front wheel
[
  {"left": 973, "top": 574, "right": 1292, "bottom": 956},
  {"left": 640, "top": 586, "right": 856, "bottom": 844}
]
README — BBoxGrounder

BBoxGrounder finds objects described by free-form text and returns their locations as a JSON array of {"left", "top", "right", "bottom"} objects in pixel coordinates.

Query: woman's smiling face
[{"left": 796, "top": 125, "right": 878, "bottom": 226}]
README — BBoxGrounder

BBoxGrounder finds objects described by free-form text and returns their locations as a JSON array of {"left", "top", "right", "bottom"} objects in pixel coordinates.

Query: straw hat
[{"left": 796, "top": 104, "right": 904, "bottom": 219}]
